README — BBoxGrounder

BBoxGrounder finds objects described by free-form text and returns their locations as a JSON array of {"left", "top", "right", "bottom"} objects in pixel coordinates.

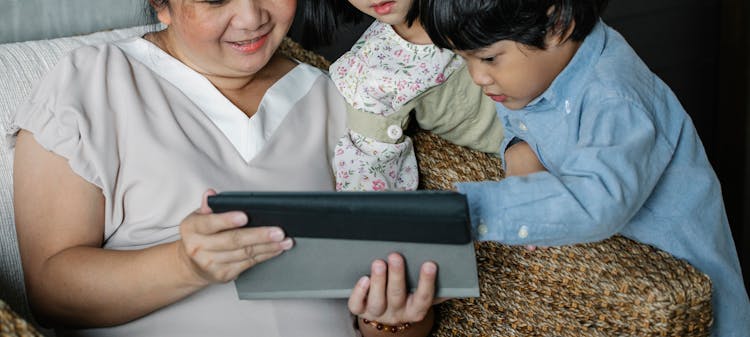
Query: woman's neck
[
  {"left": 144, "top": 31, "right": 296, "bottom": 118},
  {"left": 391, "top": 20, "right": 432, "bottom": 45}
]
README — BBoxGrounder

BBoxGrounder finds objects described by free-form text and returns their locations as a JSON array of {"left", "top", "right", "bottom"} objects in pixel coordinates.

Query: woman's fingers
[
  {"left": 348, "top": 254, "right": 439, "bottom": 326},
  {"left": 348, "top": 276, "right": 371, "bottom": 315},
  {"left": 199, "top": 226, "right": 287, "bottom": 251},
  {"left": 178, "top": 190, "right": 295, "bottom": 285},
  {"left": 405, "top": 261, "right": 437, "bottom": 322},
  {"left": 365, "top": 259, "right": 388, "bottom": 316},
  {"left": 187, "top": 211, "right": 248, "bottom": 235},
  {"left": 200, "top": 238, "right": 294, "bottom": 264},
  {"left": 386, "top": 253, "right": 407, "bottom": 310},
  {"left": 197, "top": 189, "right": 218, "bottom": 215}
]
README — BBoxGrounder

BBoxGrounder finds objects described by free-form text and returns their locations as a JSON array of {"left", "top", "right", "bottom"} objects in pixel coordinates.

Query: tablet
[
  {"left": 207, "top": 191, "right": 472, "bottom": 244},
  {"left": 207, "top": 191, "right": 479, "bottom": 299}
]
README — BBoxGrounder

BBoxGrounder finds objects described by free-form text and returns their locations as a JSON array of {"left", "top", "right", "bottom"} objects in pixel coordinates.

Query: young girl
[
  {"left": 306, "top": 0, "right": 504, "bottom": 191},
  {"left": 419, "top": 0, "right": 750, "bottom": 335}
]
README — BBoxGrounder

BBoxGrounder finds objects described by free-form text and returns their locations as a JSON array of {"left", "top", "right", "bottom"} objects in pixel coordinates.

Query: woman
[{"left": 10, "top": 0, "right": 437, "bottom": 336}]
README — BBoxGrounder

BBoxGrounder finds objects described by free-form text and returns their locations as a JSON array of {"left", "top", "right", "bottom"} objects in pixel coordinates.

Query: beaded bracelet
[{"left": 359, "top": 317, "right": 412, "bottom": 333}]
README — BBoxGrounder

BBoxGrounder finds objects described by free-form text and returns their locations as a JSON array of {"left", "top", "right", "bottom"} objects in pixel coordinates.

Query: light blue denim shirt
[{"left": 456, "top": 20, "right": 750, "bottom": 336}]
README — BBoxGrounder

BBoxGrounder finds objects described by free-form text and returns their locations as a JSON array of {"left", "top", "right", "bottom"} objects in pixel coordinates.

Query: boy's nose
[{"left": 467, "top": 64, "right": 494, "bottom": 87}]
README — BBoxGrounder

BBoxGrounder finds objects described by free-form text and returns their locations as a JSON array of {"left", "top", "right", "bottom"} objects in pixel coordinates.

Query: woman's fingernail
[
  {"left": 423, "top": 263, "right": 437, "bottom": 274},
  {"left": 269, "top": 228, "right": 284, "bottom": 241},
  {"left": 232, "top": 213, "right": 247, "bottom": 226},
  {"left": 358, "top": 276, "right": 370, "bottom": 288},
  {"left": 388, "top": 254, "right": 402, "bottom": 267},
  {"left": 373, "top": 261, "right": 386, "bottom": 274},
  {"left": 280, "top": 238, "right": 294, "bottom": 250}
]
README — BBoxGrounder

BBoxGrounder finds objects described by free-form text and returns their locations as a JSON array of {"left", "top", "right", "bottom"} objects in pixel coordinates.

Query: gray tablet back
[{"left": 235, "top": 238, "right": 479, "bottom": 299}]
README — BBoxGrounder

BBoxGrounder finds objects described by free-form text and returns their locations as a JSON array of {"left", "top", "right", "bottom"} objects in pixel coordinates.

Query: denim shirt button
[
  {"left": 518, "top": 122, "right": 528, "bottom": 131},
  {"left": 518, "top": 225, "right": 529, "bottom": 239},
  {"left": 477, "top": 223, "right": 489, "bottom": 236}
]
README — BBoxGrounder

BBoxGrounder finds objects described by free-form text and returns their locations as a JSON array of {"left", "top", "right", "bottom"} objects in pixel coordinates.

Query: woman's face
[
  {"left": 154, "top": 0, "right": 296, "bottom": 78},
  {"left": 346, "top": 0, "right": 414, "bottom": 26}
]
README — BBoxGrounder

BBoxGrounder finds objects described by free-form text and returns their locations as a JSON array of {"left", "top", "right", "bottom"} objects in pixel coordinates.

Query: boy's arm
[
  {"left": 456, "top": 99, "right": 675, "bottom": 246},
  {"left": 504, "top": 140, "right": 546, "bottom": 177},
  {"left": 412, "top": 65, "right": 504, "bottom": 154}
]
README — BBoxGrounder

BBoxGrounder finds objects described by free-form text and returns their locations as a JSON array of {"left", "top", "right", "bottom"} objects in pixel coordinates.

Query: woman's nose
[{"left": 231, "top": 0, "right": 268, "bottom": 31}]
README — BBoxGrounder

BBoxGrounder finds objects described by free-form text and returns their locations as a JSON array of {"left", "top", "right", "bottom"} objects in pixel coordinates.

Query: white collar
[{"left": 114, "top": 37, "right": 321, "bottom": 162}]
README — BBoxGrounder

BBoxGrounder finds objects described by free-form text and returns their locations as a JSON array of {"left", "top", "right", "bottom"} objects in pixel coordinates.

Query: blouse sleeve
[{"left": 10, "top": 45, "right": 119, "bottom": 191}]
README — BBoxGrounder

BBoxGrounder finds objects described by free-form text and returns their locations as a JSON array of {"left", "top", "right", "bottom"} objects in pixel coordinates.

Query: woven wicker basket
[
  {"left": 277, "top": 38, "right": 714, "bottom": 337},
  {"left": 411, "top": 129, "right": 713, "bottom": 337},
  {"left": 0, "top": 301, "right": 42, "bottom": 337}
]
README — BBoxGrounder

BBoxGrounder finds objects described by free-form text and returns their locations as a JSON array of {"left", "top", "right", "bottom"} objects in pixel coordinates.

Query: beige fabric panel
[{"left": 11, "top": 41, "right": 356, "bottom": 336}]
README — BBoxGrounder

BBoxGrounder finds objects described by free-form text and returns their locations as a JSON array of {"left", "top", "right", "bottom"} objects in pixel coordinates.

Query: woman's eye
[
  {"left": 481, "top": 56, "right": 495, "bottom": 63},
  {"left": 202, "top": 0, "right": 226, "bottom": 4}
]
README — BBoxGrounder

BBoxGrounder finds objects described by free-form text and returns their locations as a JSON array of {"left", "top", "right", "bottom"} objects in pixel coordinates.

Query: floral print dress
[{"left": 330, "top": 21, "right": 464, "bottom": 191}]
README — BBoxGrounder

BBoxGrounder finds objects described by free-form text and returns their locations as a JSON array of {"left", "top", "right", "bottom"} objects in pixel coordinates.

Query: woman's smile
[{"left": 227, "top": 33, "right": 269, "bottom": 54}]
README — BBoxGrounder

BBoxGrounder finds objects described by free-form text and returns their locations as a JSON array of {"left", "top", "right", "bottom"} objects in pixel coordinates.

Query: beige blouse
[{"left": 11, "top": 37, "right": 356, "bottom": 337}]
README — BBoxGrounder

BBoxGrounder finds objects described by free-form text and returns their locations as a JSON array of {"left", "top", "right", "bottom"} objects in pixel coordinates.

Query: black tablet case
[{"left": 208, "top": 191, "right": 479, "bottom": 299}]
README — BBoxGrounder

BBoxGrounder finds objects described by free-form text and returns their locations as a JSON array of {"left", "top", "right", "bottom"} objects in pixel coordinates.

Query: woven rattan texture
[
  {"left": 410, "top": 131, "right": 713, "bottom": 337},
  {"left": 0, "top": 301, "right": 42, "bottom": 337},
  {"left": 281, "top": 39, "right": 714, "bottom": 337}
]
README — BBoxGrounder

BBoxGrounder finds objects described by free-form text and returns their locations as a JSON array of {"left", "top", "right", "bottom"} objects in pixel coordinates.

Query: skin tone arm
[
  {"left": 15, "top": 129, "right": 438, "bottom": 332},
  {"left": 13, "top": 130, "right": 292, "bottom": 327},
  {"left": 504, "top": 141, "right": 546, "bottom": 177}
]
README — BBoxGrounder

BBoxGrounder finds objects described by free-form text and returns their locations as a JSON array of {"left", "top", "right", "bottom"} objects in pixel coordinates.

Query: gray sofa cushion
[{"left": 0, "top": 0, "right": 153, "bottom": 44}]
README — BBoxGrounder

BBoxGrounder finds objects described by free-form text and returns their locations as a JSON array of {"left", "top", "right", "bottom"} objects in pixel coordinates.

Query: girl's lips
[
  {"left": 488, "top": 94, "right": 507, "bottom": 103},
  {"left": 372, "top": 1, "right": 396, "bottom": 15},
  {"left": 228, "top": 34, "right": 269, "bottom": 54}
]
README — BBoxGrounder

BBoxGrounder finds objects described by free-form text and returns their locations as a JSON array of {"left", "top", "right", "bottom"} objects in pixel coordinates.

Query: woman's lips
[
  {"left": 488, "top": 94, "right": 507, "bottom": 103},
  {"left": 228, "top": 34, "right": 269, "bottom": 54},
  {"left": 372, "top": 1, "right": 396, "bottom": 15}
]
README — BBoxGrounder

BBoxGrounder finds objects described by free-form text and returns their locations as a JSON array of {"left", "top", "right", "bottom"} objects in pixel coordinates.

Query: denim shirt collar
[{"left": 500, "top": 20, "right": 607, "bottom": 113}]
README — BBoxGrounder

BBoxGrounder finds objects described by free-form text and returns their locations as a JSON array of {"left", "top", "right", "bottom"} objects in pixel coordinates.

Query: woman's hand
[
  {"left": 177, "top": 190, "right": 294, "bottom": 286},
  {"left": 349, "top": 253, "right": 437, "bottom": 336}
]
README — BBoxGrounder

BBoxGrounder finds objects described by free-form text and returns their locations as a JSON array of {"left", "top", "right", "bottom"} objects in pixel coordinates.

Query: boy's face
[{"left": 457, "top": 36, "right": 581, "bottom": 111}]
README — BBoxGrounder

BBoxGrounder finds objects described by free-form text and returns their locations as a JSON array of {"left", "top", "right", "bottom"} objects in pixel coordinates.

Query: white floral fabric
[
  {"left": 330, "top": 21, "right": 464, "bottom": 191},
  {"left": 334, "top": 130, "right": 418, "bottom": 191},
  {"left": 330, "top": 21, "right": 464, "bottom": 116}
]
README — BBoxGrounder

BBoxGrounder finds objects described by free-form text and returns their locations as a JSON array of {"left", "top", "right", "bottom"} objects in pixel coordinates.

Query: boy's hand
[{"left": 504, "top": 141, "right": 546, "bottom": 177}]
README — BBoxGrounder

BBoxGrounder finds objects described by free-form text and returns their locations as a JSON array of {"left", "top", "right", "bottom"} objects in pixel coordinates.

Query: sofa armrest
[{"left": 410, "top": 130, "right": 713, "bottom": 337}]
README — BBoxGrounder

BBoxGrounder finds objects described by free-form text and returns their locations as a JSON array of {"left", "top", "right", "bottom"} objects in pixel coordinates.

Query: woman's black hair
[
  {"left": 421, "top": 0, "right": 609, "bottom": 51},
  {"left": 299, "top": 0, "right": 421, "bottom": 48}
]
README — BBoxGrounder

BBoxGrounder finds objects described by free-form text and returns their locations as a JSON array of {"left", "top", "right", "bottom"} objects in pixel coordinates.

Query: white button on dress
[{"left": 387, "top": 124, "right": 403, "bottom": 140}]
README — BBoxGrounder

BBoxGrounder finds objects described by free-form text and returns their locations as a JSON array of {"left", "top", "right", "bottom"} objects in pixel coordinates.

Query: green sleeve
[{"left": 412, "top": 64, "right": 504, "bottom": 154}]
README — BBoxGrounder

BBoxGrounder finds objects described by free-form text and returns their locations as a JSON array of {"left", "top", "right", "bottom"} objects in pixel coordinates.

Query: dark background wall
[{"left": 290, "top": 0, "right": 750, "bottom": 288}]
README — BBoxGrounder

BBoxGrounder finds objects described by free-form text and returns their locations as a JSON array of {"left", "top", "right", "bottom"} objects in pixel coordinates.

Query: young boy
[{"left": 420, "top": 0, "right": 750, "bottom": 335}]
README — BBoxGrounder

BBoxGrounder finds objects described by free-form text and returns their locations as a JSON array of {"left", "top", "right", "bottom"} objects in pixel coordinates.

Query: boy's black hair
[
  {"left": 299, "top": 0, "right": 421, "bottom": 48},
  {"left": 421, "top": 0, "right": 609, "bottom": 51}
]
